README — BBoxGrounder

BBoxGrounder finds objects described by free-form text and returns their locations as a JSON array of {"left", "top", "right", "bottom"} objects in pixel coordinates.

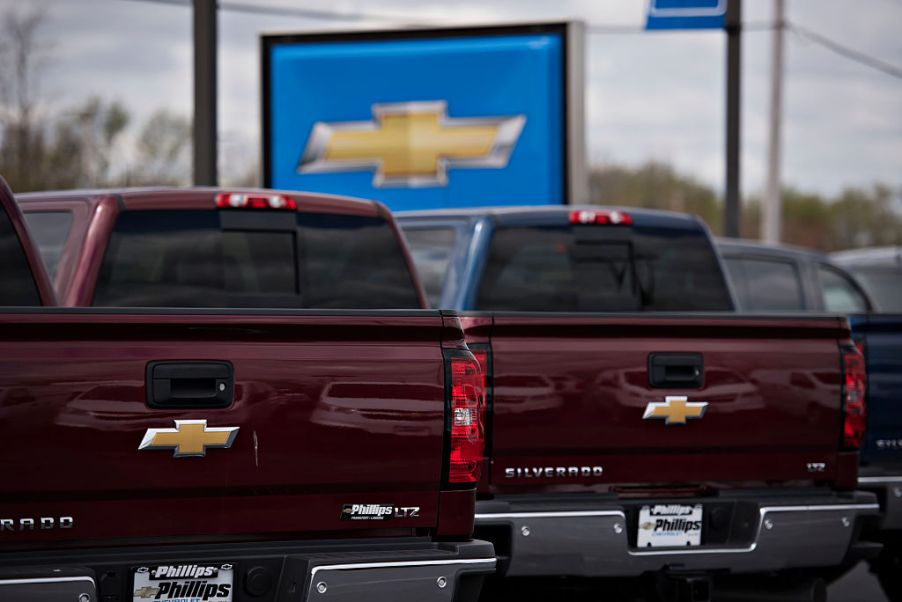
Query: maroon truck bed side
[
  {"left": 461, "top": 313, "right": 877, "bottom": 581},
  {"left": 464, "top": 314, "right": 857, "bottom": 494},
  {"left": 0, "top": 310, "right": 463, "bottom": 547}
]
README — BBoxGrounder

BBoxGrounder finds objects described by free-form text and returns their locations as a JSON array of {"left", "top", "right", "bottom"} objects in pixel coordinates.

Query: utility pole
[
  {"left": 762, "top": 0, "right": 785, "bottom": 243},
  {"left": 193, "top": 0, "right": 217, "bottom": 186},
  {"left": 724, "top": 0, "right": 742, "bottom": 238}
]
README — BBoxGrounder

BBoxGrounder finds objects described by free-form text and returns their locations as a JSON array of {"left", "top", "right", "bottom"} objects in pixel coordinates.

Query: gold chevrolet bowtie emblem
[
  {"left": 134, "top": 586, "right": 161, "bottom": 599},
  {"left": 298, "top": 100, "right": 526, "bottom": 187},
  {"left": 643, "top": 396, "right": 708, "bottom": 425},
  {"left": 139, "top": 420, "right": 239, "bottom": 458}
]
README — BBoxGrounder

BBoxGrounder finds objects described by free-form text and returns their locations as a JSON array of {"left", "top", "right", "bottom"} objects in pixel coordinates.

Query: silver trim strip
[
  {"left": 761, "top": 503, "right": 880, "bottom": 513},
  {"left": 475, "top": 503, "right": 879, "bottom": 557},
  {"left": 0, "top": 576, "right": 95, "bottom": 587},
  {"left": 310, "top": 557, "right": 497, "bottom": 578},
  {"left": 860, "top": 476, "right": 902, "bottom": 484},
  {"left": 476, "top": 510, "right": 624, "bottom": 520}
]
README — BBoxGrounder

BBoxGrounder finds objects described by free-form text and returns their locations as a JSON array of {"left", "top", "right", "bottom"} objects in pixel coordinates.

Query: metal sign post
[
  {"left": 193, "top": 0, "right": 217, "bottom": 186},
  {"left": 645, "top": 0, "right": 741, "bottom": 237},
  {"left": 724, "top": 0, "right": 742, "bottom": 238}
]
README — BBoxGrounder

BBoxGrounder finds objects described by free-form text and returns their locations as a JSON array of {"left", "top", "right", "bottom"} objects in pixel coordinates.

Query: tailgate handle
[
  {"left": 648, "top": 353, "right": 704, "bottom": 389},
  {"left": 146, "top": 361, "right": 233, "bottom": 408}
]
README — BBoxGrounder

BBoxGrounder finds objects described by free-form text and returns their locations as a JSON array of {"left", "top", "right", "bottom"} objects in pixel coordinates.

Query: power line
[
  {"left": 114, "top": 1, "right": 776, "bottom": 34},
  {"left": 111, "top": 0, "right": 902, "bottom": 83},
  {"left": 787, "top": 21, "right": 902, "bottom": 81},
  {"left": 112, "top": 0, "right": 407, "bottom": 22},
  {"left": 585, "top": 24, "right": 645, "bottom": 35},
  {"left": 219, "top": 1, "right": 404, "bottom": 22}
]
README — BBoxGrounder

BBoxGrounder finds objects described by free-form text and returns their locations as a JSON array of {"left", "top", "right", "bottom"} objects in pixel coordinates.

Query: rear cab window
[
  {"left": 0, "top": 201, "right": 43, "bottom": 306},
  {"left": 22, "top": 211, "right": 74, "bottom": 279},
  {"left": 723, "top": 257, "right": 805, "bottom": 311},
  {"left": 816, "top": 264, "right": 870, "bottom": 313},
  {"left": 475, "top": 220, "right": 733, "bottom": 312},
  {"left": 845, "top": 265, "right": 902, "bottom": 312},
  {"left": 93, "top": 209, "right": 421, "bottom": 309},
  {"left": 402, "top": 226, "right": 457, "bottom": 308}
]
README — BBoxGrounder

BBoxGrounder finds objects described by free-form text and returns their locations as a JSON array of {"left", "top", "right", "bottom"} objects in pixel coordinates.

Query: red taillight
[
  {"left": 446, "top": 351, "right": 486, "bottom": 484},
  {"left": 569, "top": 209, "right": 633, "bottom": 226},
  {"left": 215, "top": 192, "right": 297, "bottom": 211},
  {"left": 470, "top": 348, "right": 489, "bottom": 398},
  {"left": 842, "top": 343, "right": 867, "bottom": 450}
]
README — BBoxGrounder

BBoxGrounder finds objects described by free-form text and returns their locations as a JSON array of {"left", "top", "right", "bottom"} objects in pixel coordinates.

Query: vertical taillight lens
[
  {"left": 445, "top": 350, "right": 486, "bottom": 484},
  {"left": 470, "top": 348, "right": 489, "bottom": 400},
  {"left": 842, "top": 343, "right": 867, "bottom": 450}
]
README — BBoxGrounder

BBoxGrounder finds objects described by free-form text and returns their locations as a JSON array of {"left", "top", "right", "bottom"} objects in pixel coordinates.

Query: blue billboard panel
[
  {"left": 263, "top": 27, "right": 571, "bottom": 211},
  {"left": 646, "top": 0, "right": 726, "bottom": 30}
]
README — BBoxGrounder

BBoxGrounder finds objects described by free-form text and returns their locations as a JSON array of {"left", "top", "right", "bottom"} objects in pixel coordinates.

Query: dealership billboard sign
[{"left": 261, "top": 22, "right": 586, "bottom": 211}]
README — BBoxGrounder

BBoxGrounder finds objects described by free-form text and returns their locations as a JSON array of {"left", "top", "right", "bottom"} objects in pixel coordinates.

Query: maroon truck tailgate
[
  {"left": 482, "top": 314, "right": 852, "bottom": 489},
  {"left": 0, "top": 311, "right": 451, "bottom": 546}
]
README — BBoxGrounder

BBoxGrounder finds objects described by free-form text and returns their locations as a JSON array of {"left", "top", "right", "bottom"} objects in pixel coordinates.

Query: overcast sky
[{"left": 3, "top": 0, "right": 901, "bottom": 197}]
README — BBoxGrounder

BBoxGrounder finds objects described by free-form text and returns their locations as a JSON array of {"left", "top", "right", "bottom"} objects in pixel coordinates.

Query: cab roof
[
  {"left": 395, "top": 204, "right": 707, "bottom": 231},
  {"left": 17, "top": 187, "right": 384, "bottom": 217}
]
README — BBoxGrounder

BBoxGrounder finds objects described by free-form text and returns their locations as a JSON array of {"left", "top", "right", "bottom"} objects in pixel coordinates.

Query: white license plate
[
  {"left": 133, "top": 563, "right": 234, "bottom": 602},
  {"left": 637, "top": 504, "right": 703, "bottom": 548}
]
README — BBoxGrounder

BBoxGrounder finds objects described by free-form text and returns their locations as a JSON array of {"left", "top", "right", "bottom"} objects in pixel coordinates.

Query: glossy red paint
[
  {"left": 16, "top": 188, "right": 429, "bottom": 308},
  {"left": 462, "top": 313, "right": 857, "bottom": 496},
  {"left": 0, "top": 311, "right": 469, "bottom": 547}
]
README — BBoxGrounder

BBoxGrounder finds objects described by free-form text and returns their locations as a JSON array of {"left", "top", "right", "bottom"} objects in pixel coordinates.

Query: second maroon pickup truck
[
  {"left": 0, "top": 183, "right": 495, "bottom": 602},
  {"left": 399, "top": 206, "right": 880, "bottom": 600}
]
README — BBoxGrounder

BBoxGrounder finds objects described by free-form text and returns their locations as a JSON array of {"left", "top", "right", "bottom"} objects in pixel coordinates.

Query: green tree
[
  {"left": 126, "top": 109, "right": 191, "bottom": 186},
  {"left": 829, "top": 184, "right": 902, "bottom": 250},
  {"left": 588, "top": 162, "right": 721, "bottom": 232},
  {"left": 0, "top": 7, "right": 50, "bottom": 191}
]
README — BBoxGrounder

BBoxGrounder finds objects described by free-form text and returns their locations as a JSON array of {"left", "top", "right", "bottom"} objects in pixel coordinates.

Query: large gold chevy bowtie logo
[
  {"left": 139, "top": 420, "right": 239, "bottom": 458},
  {"left": 298, "top": 101, "right": 526, "bottom": 187},
  {"left": 643, "top": 396, "right": 708, "bottom": 425}
]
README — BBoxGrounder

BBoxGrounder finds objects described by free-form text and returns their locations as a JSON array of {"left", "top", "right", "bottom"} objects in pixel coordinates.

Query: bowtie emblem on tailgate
[
  {"left": 139, "top": 420, "right": 239, "bottom": 457},
  {"left": 643, "top": 396, "right": 708, "bottom": 425}
]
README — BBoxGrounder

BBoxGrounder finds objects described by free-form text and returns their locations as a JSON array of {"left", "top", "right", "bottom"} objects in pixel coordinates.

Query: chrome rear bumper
[{"left": 475, "top": 493, "right": 879, "bottom": 577}]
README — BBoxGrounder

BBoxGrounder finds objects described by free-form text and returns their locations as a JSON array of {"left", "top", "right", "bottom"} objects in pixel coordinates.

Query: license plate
[
  {"left": 133, "top": 563, "right": 234, "bottom": 602},
  {"left": 637, "top": 504, "right": 703, "bottom": 548}
]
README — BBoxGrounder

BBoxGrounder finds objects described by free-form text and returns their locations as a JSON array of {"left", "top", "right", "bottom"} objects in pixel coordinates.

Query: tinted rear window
[
  {"left": 23, "top": 211, "right": 73, "bottom": 279},
  {"left": 817, "top": 264, "right": 870, "bottom": 313},
  {"left": 402, "top": 227, "right": 457, "bottom": 308},
  {"left": 93, "top": 210, "right": 420, "bottom": 308},
  {"left": 724, "top": 257, "right": 805, "bottom": 311},
  {"left": 845, "top": 266, "right": 902, "bottom": 312},
  {"left": 0, "top": 205, "right": 41, "bottom": 305},
  {"left": 475, "top": 224, "right": 732, "bottom": 311}
]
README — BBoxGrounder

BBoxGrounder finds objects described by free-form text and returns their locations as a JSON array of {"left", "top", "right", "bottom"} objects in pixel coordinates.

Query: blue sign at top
[
  {"left": 263, "top": 27, "right": 572, "bottom": 211},
  {"left": 646, "top": 0, "right": 727, "bottom": 30}
]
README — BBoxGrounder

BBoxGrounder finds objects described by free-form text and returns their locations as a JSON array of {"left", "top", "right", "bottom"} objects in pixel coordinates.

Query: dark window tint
[
  {"left": 475, "top": 225, "right": 732, "bottom": 311},
  {"left": 23, "top": 211, "right": 73, "bottom": 278},
  {"left": 0, "top": 205, "right": 41, "bottom": 305},
  {"left": 726, "top": 257, "right": 804, "bottom": 311},
  {"left": 847, "top": 266, "right": 902, "bottom": 312},
  {"left": 298, "top": 212, "right": 420, "bottom": 309},
  {"left": 817, "top": 264, "right": 869, "bottom": 313},
  {"left": 93, "top": 210, "right": 419, "bottom": 309},
  {"left": 402, "top": 227, "right": 457, "bottom": 307}
]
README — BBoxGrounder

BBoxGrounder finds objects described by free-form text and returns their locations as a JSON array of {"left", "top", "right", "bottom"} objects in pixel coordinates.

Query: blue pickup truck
[
  {"left": 397, "top": 206, "right": 735, "bottom": 311},
  {"left": 716, "top": 239, "right": 902, "bottom": 599}
]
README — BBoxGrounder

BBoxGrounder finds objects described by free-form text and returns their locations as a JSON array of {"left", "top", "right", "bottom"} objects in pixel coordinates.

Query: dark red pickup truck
[
  {"left": 0, "top": 182, "right": 495, "bottom": 602},
  {"left": 399, "top": 207, "right": 880, "bottom": 600}
]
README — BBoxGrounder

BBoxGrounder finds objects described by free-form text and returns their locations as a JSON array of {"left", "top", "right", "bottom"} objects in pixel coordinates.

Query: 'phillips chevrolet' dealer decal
[
  {"left": 340, "top": 504, "right": 421, "bottom": 520},
  {"left": 133, "top": 564, "right": 233, "bottom": 602}
]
